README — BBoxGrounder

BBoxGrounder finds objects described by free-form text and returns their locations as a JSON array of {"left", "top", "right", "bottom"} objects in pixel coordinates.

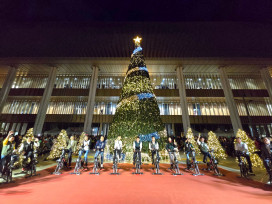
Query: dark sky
[{"left": 0, "top": 0, "right": 272, "bottom": 22}]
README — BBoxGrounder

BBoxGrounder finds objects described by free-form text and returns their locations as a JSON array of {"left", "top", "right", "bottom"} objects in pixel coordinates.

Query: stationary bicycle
[
  {"left": 152, "top": 150, "right": 162, "bottom": 175},
  {"left": 52, "top": 149, "right": 69, "bottom": 175},
  {"left": 90, "top": 151, "right": 101, "bottom": 175},
  {"left": 133, "top": 150, "right": 143, "bottom": 174},
  {"left": 71, "top": 149, "right": 87, "bottom": 175},
  {"left": 168, "top": 150, "right": 183, "bottom": 175},
  {"left": 110, "top": 149, "right": 121, "bottom": 175},
  {"left": 185, "top": 150, "right": 204, "bottom": 176},
  {"left": 1, "top": 153, "right": 19, "bottom": 184},
  {"left": 236, "top": 151, "right": 250, "bottom": 179},
  {"left": 206, "top": 150, "right": 222, "bottom": 176}
]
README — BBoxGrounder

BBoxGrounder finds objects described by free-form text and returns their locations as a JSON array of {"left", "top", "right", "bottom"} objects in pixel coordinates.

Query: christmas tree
[
  {"left": 207, "top": 131, "right": 227, "bottom": 159},
  {"left": 185, "top": 128, "right": 200, "bottom": 154},
  {"left": 47, "top": 129, "right": 68, "bottom": 160},
  {"left": 235, "top": 129, "right": 263, "bottom": 168},
  {"left": 75, "top": 132, "right": 87, "bottom": 154},
  {"left": 108, "top": 36, "right": 165, "bottom": 142}
]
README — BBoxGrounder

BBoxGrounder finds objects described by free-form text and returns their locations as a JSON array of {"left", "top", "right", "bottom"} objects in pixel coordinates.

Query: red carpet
[{"left": 1, "top": 163, "right": 272, "bottom": 204}]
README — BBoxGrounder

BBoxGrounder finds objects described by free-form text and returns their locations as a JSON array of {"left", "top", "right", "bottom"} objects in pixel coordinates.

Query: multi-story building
[{"left": 0, "top": 22, "right": 272, "bottom": 138}]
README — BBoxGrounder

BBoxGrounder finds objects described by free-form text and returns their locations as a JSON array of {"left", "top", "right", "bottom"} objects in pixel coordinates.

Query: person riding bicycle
[
  {"left": 0, "top": 131, "right": 16, "bottom": 176},
  {"left": 78, "top": 135, "right": 91, "bottom": 167},
  {"left": 133, "top": 136, "right": 142, "bottom": 165},
  {"left": 114, "top": 136, "right": 122, "bottom": 162},
  {"left": 18, "top": 136, "right": 40, "bottom": 171},
  {"left": 184, "top": 138, "right": 195, "bottom": 170},
  {"left": 235, "top": 137, "right": 253, "bottom": 174},
  {"left": 165, "top": 137, "right": 178, "bottom": 168},
  {"left": 197, "top": 135, "right": 212, "bottom": 164},
  {"left": 66, "top": 136, "right": 77, "bottom": 167},
  {"left": 260, "top": 137, "right": 272, "bottom": 184},
  {"left": 149, "top": 136, "right": 159, "bottom": 165},
  {"left": 94, "top": 136, "right": 106, "bottom": 168}
]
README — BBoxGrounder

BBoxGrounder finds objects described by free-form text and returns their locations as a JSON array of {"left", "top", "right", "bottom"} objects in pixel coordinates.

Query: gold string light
[
  {"left": 207, "top": 131, "right": 227, "bottom": 159},
  {"left": 185, "top": 128, "right": 201, "bottom": 155},
  {"left": 234, "top": 129, "right": 264, "bottom": 168},
  {"left": 47, "top": 129, "right": 68, "bottom": 160}
]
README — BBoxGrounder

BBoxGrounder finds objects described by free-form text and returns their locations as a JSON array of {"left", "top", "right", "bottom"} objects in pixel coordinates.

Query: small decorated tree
[
  {"left": 47, "top": 129, "right": 68, "bottom": 160},
  {"left": 207, "top": 131, "right": 227, "bottom": 159},
  {"left": 235, "top": 129, "right": 263, "bottom": 168},
  {"left": 186, "top": 128, "right": 200, "bottom": 155},
  {"left": 75, "top": 132, "right": 87, "bottom": 154}
]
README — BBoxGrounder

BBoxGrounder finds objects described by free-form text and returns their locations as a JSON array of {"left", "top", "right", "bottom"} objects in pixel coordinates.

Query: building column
[
  {"left": 218, "top": 67, "right": 242, "bottom": 134},
  {"left": 84, "top": 66, "right": 99, "bottom": 135},
  {"left": 176, "top": 66, "right": 190, "bottom": 134},
  {"left": 34, "top": 67, "right": 58, "bottom": 135},
  {"left": 260, "top": 67, "right": 272, "bottom": 102},
  {"left": 0, "top": 66, "right": 17, "bottom": 114}
]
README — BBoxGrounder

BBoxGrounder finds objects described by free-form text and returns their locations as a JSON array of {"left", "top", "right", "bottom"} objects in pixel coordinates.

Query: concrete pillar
[
  {"left": 84, "top": 66, "right": 99, "bottom": 134},
  {"left": 34, "top": 67, "right": 57, "bottom": 135},
  {"left": 176, "top": 66, "right": 190, "bottom": 134},
  {"left": 260, "top": 67, "right": 272, "bottom": 103},
  {"left": 0, "top": 66, "right": 17, "bottom": 114},
  {"left": 172, "top": 123, "right": 176, "bottom": 136},
  {"left": 218, "top": 67, "right": 242, "bottom": 134}
]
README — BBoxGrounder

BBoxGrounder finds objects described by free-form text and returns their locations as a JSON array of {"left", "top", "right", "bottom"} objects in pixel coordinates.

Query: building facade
[{"left": 0, "top": 22, "right": 272, "bottom": 138}]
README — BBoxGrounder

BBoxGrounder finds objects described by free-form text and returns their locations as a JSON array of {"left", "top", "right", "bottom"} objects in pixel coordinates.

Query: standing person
[
  {"left": 19, "top": 136, "right": 40, "bottom": 171},
  {"left": 260, "top": 137, "right": 272, "bottom": 184},
  {"left": 234, "top": 137, "right": 253, "bottom": 173},
  {"left": 66, "top": 135, "right": 77, "bottom": 167},
  {"left": 78, "top": 135, "right": 91, "bottom": 167},
  {"left": 197, "top": 135, "right": 211, "bottom": 163},
  {"left": 133, "top": 136, "right": 142, "bottom": 165},
  {"left": 0, "top": 131, "right": 16, "bottom": 175},
  {"left": 149, "top": 136, "right": 159, "bottom": 164},
  {"left": 114, "top": 136, "right": 122, "bottom": 162},
  {"left": 94, "top": 136, "right": 106, "bottom": 168}
]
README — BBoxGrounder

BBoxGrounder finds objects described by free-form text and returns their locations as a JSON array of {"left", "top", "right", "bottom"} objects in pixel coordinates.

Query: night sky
[{"left": 0, "top": 0, "right": 272, "bottom": 22}]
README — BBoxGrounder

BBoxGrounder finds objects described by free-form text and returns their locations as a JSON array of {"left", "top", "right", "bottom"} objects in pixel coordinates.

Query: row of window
[
  {"left": 2, "top": 99, "right": 272, "bottom": 116},
  {"left": 0, "top": 74, "right": 267, "bottom": 90}
]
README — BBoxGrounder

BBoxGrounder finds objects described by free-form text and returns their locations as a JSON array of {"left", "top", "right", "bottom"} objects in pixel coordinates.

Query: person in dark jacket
[
  {"left": 94, "top": 136, "right": 106, "bottom": 168},
  {"left": 165, "top": 137, "right": 178, "bottom": 167},
  {"left": 197, "top": 135, "right": 211, "bottom": 163},
  {"left": 19, "top": 136, "right": 40, "bottom": 170},
  {"left": 260, "top": 137, "right": 272, "bottom": 184},
  {"left": 133, "top": 136, "right": 142, "bottom": 165},
  {"left": 184, "top": 138, "right": 195, "bottom": 169}
]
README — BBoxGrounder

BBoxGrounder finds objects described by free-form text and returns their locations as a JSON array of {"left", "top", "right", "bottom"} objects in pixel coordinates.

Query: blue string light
[
  {"left": 133, "top": 46, "right": 143, "bottom": 55},
  {"left": 137, "top": 93, "right": 154, "bottom": 100},
  {"left": 139, "top": 67, "right": 148, "bottom": 72},
  {"left": 139, "top": 132, "right": 160, "bottom": 142}
]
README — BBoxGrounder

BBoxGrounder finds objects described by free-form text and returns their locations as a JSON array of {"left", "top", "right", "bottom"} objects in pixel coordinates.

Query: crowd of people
[{"left": 0, "top": 131, "right": 271, "bottom": 184}]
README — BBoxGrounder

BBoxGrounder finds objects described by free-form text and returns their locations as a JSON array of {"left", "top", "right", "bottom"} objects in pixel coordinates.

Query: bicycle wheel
[
  {"left": 213, "top": 164, "right": 220, "bottom": 175},
  {"left": 6, "top": 169, "right": 11, "bottom": 183},
  {"left": 243, "top": 165, "right": 249, "bottom": 178}
]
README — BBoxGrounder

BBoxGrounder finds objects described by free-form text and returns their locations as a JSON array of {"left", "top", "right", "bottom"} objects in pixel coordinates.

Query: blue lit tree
[{"left": 108, "top": 37, "right": 165, "bottom": 143}]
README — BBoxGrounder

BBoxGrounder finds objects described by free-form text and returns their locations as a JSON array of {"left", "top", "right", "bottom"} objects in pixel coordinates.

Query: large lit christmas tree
[
  {"left": 108, "top": 36, "right": 165, "bottom": 142},
  {"left": 47, "top": 129, "right": 68, "bottom": 160}
]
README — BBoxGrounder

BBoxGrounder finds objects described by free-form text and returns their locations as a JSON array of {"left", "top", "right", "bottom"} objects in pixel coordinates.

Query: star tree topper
[{"left": 133, "top": 36, "right": 142, "bottom": 47}]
